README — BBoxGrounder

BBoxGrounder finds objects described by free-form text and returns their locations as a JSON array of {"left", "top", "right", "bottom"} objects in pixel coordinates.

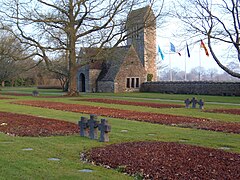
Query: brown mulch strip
[
  {"left": 206, "top": 109, "right": 240, "bottom": 115},
  {"left": 0, "top": 96, "right": 14, "bottom": 100},
  {"left": 76, "top": 98, "right": 183, "bottom": 108},
  {"left": 12, "top": 100, "right": 240, "bottom": 134},
  {"left": 87, "top": 141, "right": 240, "bottom": 179},
  {"left": 0, "top": 112, "right": 79, "bottom": 137}
]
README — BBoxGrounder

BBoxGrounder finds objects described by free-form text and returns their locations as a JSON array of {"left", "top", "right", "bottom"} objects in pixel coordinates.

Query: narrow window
[
  {"left": 131, "top": 78, "right": 135, "bottom": 88},
  {"left": 126, "top": 78, "right": 130, "bottom": 88},
  {"left": 136, "top": 78, "right": 140, "bottom": 88}
]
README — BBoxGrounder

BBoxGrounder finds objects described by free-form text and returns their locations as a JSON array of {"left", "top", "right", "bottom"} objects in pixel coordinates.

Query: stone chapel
[{"left": 77, "top": 6, "right": 157, "bottom": 93}]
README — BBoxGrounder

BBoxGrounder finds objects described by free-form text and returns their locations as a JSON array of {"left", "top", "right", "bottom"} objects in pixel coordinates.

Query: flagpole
[
  {"left": 199, "top": 46, "right": 201, "bottom": 81},
  {"left": 169, "top": 53, "right": 172, "bottom": 81},
  {"left": 184, "top": 47, "right": 187, "bottom": 81},
  {"left": 157, "top": 52, "right": 160, "bottom": 81}
]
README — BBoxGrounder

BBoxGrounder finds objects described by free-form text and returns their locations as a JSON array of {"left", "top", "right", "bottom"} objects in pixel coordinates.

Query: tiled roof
[{"left": 97, "top": 46, "right": 130, "bottom": 81}]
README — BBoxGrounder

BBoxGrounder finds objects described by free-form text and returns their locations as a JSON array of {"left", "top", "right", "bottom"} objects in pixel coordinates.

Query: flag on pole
[
  {"left": 158, "top": 45, "right": 164, "bottom": 60},
  {"left": 200, "top": 40, "right": 209, "bottom": 56},
  {"left": 170, "top": 42, "right": 176, "bottom": 52},
  {"left": 170, "top": 42, "right": 181, "bottom": 56},
  {"left": 186, "top": 43, "right": 190, "bottom": 58}
]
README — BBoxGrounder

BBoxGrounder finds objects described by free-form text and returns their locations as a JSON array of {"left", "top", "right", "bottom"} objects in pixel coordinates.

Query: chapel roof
[
  {"left": 97, "top": 46, "right": 130, "bottom": 81},
  {"left": 78, "top": 45, "right": 132, "bottom": 81}
]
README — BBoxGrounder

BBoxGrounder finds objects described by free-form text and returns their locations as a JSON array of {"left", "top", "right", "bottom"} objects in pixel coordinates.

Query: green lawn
[
  {"left": 87, "top": 92, "right": 240, "bottom": 104},
  {"left": 0, "top": 87, "right": 240, "bottom": 179}
]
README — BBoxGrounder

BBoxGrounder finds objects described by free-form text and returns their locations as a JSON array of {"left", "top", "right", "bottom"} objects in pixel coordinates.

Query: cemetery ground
[{"left": 0, "top": 87, "right": 240, "bottom": 179}]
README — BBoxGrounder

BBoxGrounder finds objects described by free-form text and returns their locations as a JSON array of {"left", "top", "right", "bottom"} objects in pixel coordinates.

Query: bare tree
[
  {"left": 159, "top": 67, "right": 183, "bottom": 81},
  {"left": 0, "top": 32, "right": 33, "bottom": 86},
  {"left": 187, "top": 67, "right": 206, "bottom": 81},
  {"left": 175, "top": 0, "right": 240, "bottom": 79},
  {"left": 205, "top": 68, "right": 218, "bottom": 81},
  {"left": 0, "top": 0, "right": 164, "bottom": 95},
  {"left": 51, "top": 54, "right": 69, "bottom": 91}
]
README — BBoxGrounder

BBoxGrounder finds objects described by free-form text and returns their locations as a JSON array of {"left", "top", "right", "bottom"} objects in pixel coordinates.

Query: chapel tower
[{"left": 126, "top": 6, "right": 157, "bottom": 81}]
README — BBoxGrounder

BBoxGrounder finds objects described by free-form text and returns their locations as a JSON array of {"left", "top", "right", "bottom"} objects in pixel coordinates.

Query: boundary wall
[{"left": 140, "top": 81, "right": 240, "bottom": 96}]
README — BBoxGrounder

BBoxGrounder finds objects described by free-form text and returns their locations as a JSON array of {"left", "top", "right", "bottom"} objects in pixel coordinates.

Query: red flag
[{"left": 200, "top": 40, "right": 209, "bottom": 56}]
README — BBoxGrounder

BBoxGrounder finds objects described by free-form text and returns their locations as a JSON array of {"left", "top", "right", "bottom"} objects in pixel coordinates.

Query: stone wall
[
  {"left": 126, "top": 6, "right": 157, "bottom": 82},
  {"left": 144, "top": 19, "right": 157, "bottom": 81},
  {"left": 89, "top": 69, "right": 101, "bottom": 92},
  {"left": 114, "top": 46, "right": 147, "bottom": 93},
  {"left": 77, "top": 65, "right": 90, "bottom": 92},
  {"left": 140, "top": 81, "right": 240, "bottom": 96},
  {"left": 97, "top": 81, "right": 114, "bottom": 93}
]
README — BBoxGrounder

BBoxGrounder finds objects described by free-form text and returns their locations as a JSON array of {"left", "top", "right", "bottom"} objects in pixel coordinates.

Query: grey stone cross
[
  {"left": 184, "top": 98, "right": 191, "bottom": 108},
  {"left": 98, "top": 119, "right": 111, "bottom": 142},
  {"left": 88, "top": 114, "right": 99, "bottom": 140},
  {"left": 198, "top": 99, "right": 204, "bottom": 109},
  {"left": 32, "top": 90, "right": 39, "bottom": 96},
  {"left": 78, "top": 117, "right": 89, "bottom": 137},
  {"left": 190, "top": 97, "right": 198, "bottom": 108}
]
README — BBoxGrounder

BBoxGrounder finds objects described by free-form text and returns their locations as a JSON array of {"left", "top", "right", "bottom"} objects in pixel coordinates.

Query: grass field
[{"left": 0, "top": 87, "right": 240, "bottom": 179}]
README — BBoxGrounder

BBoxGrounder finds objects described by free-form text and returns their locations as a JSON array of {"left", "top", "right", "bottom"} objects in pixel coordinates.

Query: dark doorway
[{"left": 79, "top": 73, "right": 86, "bottom": 92}]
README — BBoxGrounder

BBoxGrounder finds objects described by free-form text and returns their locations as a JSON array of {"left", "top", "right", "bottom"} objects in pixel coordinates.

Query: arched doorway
[{"left": 79, "top": 73, "right": 86, "bottom": 92}]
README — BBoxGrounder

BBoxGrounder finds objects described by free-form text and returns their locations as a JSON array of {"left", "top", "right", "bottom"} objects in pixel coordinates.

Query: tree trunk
[
  {"left": 67, "top": 1, "right": 79, "bottom": 97},
  {"left": 67, "top": 35, "right": 79, "bottom": 96},
  {"left": 11, "top": 79, "right": 15, "bottom": 87},
  {"left": 1, "top": 81, "right": 5, "bottom": 87},
  {"left": 68, "top": 67, "right": 78, "bottom": 96}
]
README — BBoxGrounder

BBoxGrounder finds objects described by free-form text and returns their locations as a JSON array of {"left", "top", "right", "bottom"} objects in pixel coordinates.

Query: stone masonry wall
[
  {"left": 97, "top": 81, "right": 114, "bottom": 93},
  {"left": 77, "top": 66, "right": 90, "bottom": 92},
  {"left": 89, "top": 69, "right": 101, "bottom": 92},
  {"left": 144, "top": 21, "right": 157, "bottom": 81},
  {"left": 114, "top": 46, "right": 147, "bottom": 93},
  {"left": 140, "top": 81, "right": 240, "bottom": 96}
]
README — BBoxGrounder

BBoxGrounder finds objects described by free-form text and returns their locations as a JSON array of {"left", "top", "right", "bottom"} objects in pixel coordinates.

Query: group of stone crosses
[
  {"left": 184, "top": 97, "right": 204, "bottom": 109},
  {"left": 32, "top": 90, "right": 39, "bottom": 96},
  {"left": 78, "top": 114, "right": 111, "bottom": 142}
]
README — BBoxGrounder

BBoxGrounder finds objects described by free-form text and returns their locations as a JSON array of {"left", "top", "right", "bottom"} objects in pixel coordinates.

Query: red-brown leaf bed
[
  {"left": 76, "top": 98, "right": 183, "bottom": 108},
  {"left": 13, "top": 100, "right": 240, "bottom": 134},
  {"left": 87, "top": 141, "right": 240, "bottom": 179},
  {"left": 206, "top": 109, "right": 240, "bottom": 115},
  {"left": 0, "top": 96, "right": 14, "bottom": 100},
  {"left": 0, "top": 112, "right": 79, "bottom": 137}
]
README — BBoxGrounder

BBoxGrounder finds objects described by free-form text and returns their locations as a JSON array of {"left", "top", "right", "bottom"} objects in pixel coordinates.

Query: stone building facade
[
  {"left": 77, "top": 6, "right": 156, "bottom": 93},
  {"left": 126, "top": 6, "right": 157, "bottom": 81}
]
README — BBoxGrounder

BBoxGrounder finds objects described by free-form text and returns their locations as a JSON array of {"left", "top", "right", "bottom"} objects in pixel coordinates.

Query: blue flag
[
  {"left": 170, "top": 42, "right": 181, "bottom": 56},
  {"left": 158, "top": 45, "right": 164, "bottom": 60},
  {"left": 186, "top": 43, "right": 190, "bottom": 58},
  {"left": 170, "top": 42, "right": 176, "bottom": 52}
]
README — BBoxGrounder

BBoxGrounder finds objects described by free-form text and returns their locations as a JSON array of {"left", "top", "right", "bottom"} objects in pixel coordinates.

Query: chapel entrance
[{"left": 79, "top": 73, "right": 86, "bottom": 92}]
